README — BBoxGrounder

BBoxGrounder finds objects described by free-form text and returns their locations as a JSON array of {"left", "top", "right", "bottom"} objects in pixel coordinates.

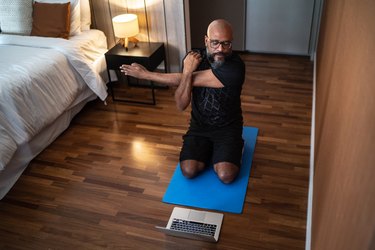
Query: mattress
[{"left": 0, "top": 30, "right": 108, "bottom": 198}]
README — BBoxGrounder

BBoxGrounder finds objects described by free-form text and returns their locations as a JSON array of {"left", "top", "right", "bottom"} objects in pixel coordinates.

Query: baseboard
[{"left": 305, "top": 52, "right": 317, "bottom": 250}]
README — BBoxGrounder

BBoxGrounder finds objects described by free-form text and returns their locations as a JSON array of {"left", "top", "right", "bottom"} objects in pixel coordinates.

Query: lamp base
[
  {"left": 119, "top": 37, "right": 139, "bottom": 51},
  {"left": 128, "top": 37, "right": 139, "bottom": 47}
]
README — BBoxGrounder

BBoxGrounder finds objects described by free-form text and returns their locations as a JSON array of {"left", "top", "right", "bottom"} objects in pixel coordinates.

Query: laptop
[{"left": 155, "top": 207, "right": 224, "bottom": 242}]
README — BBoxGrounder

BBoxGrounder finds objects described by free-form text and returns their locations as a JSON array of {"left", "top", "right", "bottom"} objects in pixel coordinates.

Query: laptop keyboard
[{"left": 170, "top": 218, "right": 217, "bottom": 236}]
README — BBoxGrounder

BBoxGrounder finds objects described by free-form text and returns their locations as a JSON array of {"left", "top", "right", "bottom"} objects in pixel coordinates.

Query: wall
[
  {"left": 313, "top": 0, "right": 375, "bottom": 249},
  {"left": 188, "top": 0, "right": 246, "bottom": 50},
  {"left": 246, "top": 0, "right": 314, "bottom": 55},
  {"left": 90, "top": 0, "right": 186, "bottom": 72}
]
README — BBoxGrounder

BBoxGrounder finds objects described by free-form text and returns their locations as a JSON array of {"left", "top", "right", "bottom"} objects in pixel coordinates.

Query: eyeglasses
[{"left": 207, "top": 38, "right": 232, "bottom": 49}]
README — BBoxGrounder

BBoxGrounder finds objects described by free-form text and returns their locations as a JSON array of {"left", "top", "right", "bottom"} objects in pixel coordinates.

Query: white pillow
[
  {"left": 0, "top": 0, "right": 33, "bottom": 35},
  {"left": 35, "top": 0, "right": 81, "bottom": 36},
  {"left": 80, "top": 0, "right": 91, "bottom": 31}
]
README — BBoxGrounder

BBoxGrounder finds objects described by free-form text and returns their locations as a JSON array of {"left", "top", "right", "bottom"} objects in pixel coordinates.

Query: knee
[
  {"left": 214, "top": 163, "right": 239, "bottom": 184},
  {"left": 181, "top": 165, "right": 198, "bottom": 178},
  {"left": 217, "top": 171, "right": 237, "bottom": 184},
  {"left": 180, "top": 160, "right": 205, "bottom": 179}
]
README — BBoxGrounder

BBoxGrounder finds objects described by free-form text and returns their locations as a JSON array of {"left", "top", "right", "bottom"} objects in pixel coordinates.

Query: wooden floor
[{"left": 0, "top": 53, "right": 313, "bottom": 250}]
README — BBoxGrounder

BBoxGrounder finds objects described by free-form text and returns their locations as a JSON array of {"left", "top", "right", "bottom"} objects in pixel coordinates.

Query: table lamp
[{"left": 112, "top": 14, "right": 139, "bottom": 51}]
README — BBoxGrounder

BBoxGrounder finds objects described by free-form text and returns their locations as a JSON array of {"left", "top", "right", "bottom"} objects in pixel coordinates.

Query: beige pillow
[{"left": 31, "top": 2, "right": 71, "bottom": 39}]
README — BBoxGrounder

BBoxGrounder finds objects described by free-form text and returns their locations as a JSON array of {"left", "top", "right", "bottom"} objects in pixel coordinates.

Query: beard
[{"left": 206, "top": 48, "right": 231, "bottom": 69}]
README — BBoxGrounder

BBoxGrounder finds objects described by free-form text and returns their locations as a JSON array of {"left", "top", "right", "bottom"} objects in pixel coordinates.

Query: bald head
[
  {"left": 207, "top": 19, "right": 233, "bottom": 41},
  {"left": 204, "top": 19, "right": 233, "bottom": 68}
]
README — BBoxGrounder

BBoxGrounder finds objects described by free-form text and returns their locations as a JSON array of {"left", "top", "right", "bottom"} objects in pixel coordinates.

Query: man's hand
[
  {"left": 183, "top": 51, "right": 202, "bottom": 74},
  {"left": 120, "top": 63, "right": 149, "bottom": 79}
]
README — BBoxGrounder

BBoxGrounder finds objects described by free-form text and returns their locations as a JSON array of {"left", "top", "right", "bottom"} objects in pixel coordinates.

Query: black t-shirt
[{"left": 188, "top": 49, "right": 245, "bottom": 129}]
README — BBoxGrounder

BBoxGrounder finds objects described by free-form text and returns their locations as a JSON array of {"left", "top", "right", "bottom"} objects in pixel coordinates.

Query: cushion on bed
[
  {"left": 0, "top": 0, "right": 33, "bottom": 35},
  {"left": 36, "top": 0, "right": 81, "bottom": 36},
  {"left": 31, "top": 2, "right": 71, "bottom": 39},
  {"left": 80, "top": 0, "right": 91, "bottom": 31}
]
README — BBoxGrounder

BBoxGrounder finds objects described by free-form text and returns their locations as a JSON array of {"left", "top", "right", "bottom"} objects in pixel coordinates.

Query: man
[{"left": 120, "top": 19, "right": 245, "bottom": 184}]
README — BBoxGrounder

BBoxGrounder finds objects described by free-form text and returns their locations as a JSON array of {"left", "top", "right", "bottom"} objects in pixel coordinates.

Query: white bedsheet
[
  {"left": 0, "top": 31, "right": 108, "bottom": 100},
  {"left": 0, "top": 30, "right": 108, "bottom": 170},
  {"left": 0, "top": 128, "right": 17, "bottom": 171}
]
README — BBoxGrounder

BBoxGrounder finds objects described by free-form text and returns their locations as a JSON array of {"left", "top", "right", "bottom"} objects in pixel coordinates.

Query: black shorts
[{"left": 179, "top": 125, "right": 244, "bottom": 168}]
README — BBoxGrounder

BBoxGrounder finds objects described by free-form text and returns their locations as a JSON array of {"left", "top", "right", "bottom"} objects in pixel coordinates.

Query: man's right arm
[
  {"left": 120, "top": 55, "right": 226, "bottom": 110},
  {"left": 120, "top": 63, "right": 182, "bottom": 87}
]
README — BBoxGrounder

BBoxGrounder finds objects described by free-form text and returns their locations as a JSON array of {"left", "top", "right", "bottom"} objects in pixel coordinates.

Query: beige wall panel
[
  {"left": 109, "top": 0, "right": 127, "bottom": 17},
  {"left": 145, "top": 0, "right": 167, "bottom": 43},
  {"left": 126, "top": 0, "right": 149, "bottom": 42},
  {"left": 108, "top": 0, "right": 128, "bottom": 44},
  {"left": 91, "top": 0, "right": 115, "bottom": 48},
  {"left": 312, "top": 0, "right": 375, "bottom": 249},
  {"left": 164, "top": 0, "right": 186, "bottom": 72}
]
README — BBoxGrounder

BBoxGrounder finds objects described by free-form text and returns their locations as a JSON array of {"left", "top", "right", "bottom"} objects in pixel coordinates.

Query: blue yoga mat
[{"left": 162, "top": 126, "right": 258, "bottom": 214}]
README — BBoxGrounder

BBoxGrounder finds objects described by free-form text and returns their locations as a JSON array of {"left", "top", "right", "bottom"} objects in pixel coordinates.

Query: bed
[{"left": 0, "top": 0, "right": 108, "bottom": 199}]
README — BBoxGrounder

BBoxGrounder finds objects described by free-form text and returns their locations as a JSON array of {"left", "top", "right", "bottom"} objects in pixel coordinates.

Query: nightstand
[{"left": 105, "top": 42, "right": 166, "bottom": 105}]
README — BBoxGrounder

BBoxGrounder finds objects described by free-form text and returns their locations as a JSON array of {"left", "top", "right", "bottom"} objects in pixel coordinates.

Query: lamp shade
[{"left": 112, "top": 14, "right": 139, "bottom": 38}]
